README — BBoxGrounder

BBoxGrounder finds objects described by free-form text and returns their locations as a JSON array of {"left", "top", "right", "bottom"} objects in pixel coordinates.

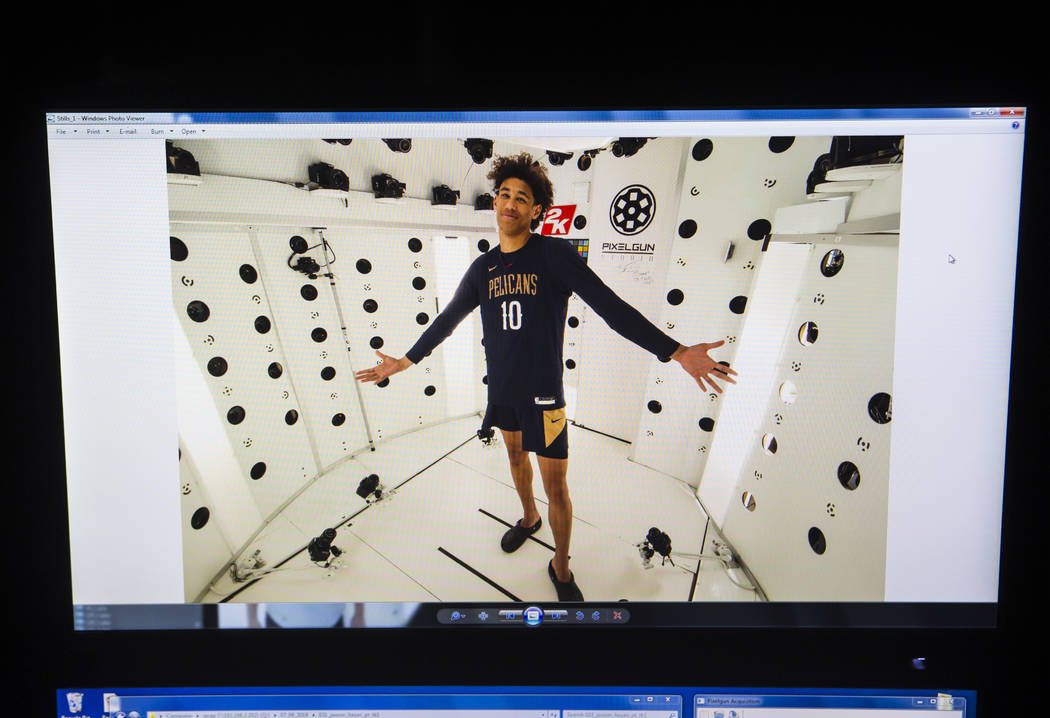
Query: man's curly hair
[{"left": 487, "top": 152, "right": 554, "bottom": 231}]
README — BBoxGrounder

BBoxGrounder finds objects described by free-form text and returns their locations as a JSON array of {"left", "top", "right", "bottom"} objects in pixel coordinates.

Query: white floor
[{"left": 210, "top": 415, "right": 760, "bottom": 604}]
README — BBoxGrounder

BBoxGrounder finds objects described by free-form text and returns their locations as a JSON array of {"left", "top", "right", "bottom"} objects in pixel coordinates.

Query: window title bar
[{"left": 45, "top": 108, "right": 1025, "bottom": 124}]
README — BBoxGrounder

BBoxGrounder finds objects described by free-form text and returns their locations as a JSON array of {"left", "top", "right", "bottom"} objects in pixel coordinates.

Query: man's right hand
[{"left": 354, "top": 350, "right": 409, "bottom": 384}]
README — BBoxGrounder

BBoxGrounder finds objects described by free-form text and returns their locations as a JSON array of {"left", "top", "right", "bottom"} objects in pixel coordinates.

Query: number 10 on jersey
[{"left": 501, "top": 300, "right": 522, "bottom": 330}]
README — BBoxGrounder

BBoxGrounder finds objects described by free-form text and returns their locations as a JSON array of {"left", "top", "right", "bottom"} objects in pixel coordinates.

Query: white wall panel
[
  {"left": 178, "top": 437, "right": 234, "bottom": 602},
  {"left": 573, "top": 139, "right": 688, "bottom": 439},
  {"left": 715, "top": 237, "right": 898, "bottom": 601},
  {"left": 321, "top": 225, "right": 462, "bottom": 449},
  {"left": 170, "top": 223, "right": 320, "bottom": 521},
  {"left": 631, "top": 137, "right": 834, "bottom": 489}
]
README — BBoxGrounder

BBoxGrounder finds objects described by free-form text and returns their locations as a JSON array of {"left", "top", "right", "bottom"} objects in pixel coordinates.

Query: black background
[{"left": 10, "top": 11, "right": 1046, "bottom": 716}]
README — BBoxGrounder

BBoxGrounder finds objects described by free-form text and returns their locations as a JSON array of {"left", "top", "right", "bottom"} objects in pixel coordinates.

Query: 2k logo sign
[{"left": 540, "top": 204, "right": 577, "bottom": 236}]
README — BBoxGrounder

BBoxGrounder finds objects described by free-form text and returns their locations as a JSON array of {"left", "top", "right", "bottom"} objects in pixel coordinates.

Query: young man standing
[{"left": 354, "top": 152, "right": 738, "bottom": 602}]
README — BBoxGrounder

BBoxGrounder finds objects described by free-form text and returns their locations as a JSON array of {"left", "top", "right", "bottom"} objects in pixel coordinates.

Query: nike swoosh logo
[{"left": 547, "top": 417, "right": 563, "bottom": 423}]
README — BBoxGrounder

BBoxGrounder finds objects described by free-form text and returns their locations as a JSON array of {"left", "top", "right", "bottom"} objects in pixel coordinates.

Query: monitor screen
[{"left": 44, "top": 106, "right": 1025, "bottom": 630}]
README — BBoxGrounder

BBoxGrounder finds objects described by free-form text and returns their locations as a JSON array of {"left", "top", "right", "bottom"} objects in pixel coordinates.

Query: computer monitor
[{"left": 18, "top": 45, "right": 1042, "bottom": 717}]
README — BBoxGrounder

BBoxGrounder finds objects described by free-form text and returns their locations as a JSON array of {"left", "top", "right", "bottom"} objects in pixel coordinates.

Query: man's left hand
[{"left": 673, "top": 341, "right": 739, "bottom": 393}]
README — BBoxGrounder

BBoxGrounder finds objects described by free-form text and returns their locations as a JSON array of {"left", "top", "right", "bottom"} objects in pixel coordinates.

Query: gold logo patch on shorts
[{"left": 542, "top": 406, "right": 566, "bottom": 447}]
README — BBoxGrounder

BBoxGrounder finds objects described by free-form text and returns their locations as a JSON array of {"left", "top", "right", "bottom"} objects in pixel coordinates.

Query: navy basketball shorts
[{"left": 482, "top": 396, "right": 569, "bottom": 460}]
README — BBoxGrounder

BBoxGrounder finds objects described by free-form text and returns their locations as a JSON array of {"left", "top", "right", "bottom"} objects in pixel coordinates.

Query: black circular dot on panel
[
  {"left": 424, "top": 385, "right": 436, "bottom": 396},
  {"left": 289, "top": 235, "right": 309, "bottom": 253},
  {"left": 567, "top": 316, "right": 580, "bottom": 328},
  {"left": 250, "top": 462, "right": 266, "bottom": 480},
  {"left": 762, "top": 433, "right": 778, "bottom": 454},
  {"left": 301, "top": 284, "right": 318, "bottom": 301},
  {"left": 268, "top": 362, "right": 283, "bottom": 379},
  {"left": 363, "top": 299, "right": 378, "bottom": 313},
  {"left": 239, "top": 264, "right": 258, "bottom": 284},
  {"left": 190, "top": 507, "right": 210, "bottom": 530},
  {"left": 377, "top": 378, "right": 390, "bottom": 388},
  {"left": 574, "top": 215, "right": 587, "bottom": 230},
  {"left": 747, "top": 219, "right": 772, "bottom": 241},
  {"left": 799, "top": 322, "right": 819, "bottom": 346},
  {"left": 768, "top": 136, "right": 796, "bottom": 153},
  {"left": 332, "top": 413, "right": 345, "bottom": 426},
  {"left": 699, "top": 417, "right": 715, "bottom": 432},
  {"left": 565, "top": 359, "right": 576, "bottom": 370},
  {"left": 408, "top": 237, "right": 423, "bottom": 252},
  {"left": 227, "top": 406, "right": 245, "bottom": 425},
  {"left": 692, "top": 139, "right": 714, "bottom": 161},
  {"left": 207, "top": 357, "right": 228, "bottom": 377},
  {"left": 868, "top": 392, "right": 892, "bottom": 424},
  {"left": 285, "top": 410, "right": 298, "bottom": 425},
  {"left": 729, "top": 296, "right": 748, "bottom": 314},
  {"left": 187, "top": 300, "right": 210, "bottom": 322},
  {"left": 667, "top": 289, "right": 685, "bottom": 306},
  {"left": 578, "top": 155, "right": 592, "bottom": 171},
  {"left": 838, "top": 461, "right": 860, "bottom": 490},
  {"left": 478, "top": 238, "right": 491, "bottom": 253},
  {"left": 808, "top": 526, "right": 827, "bottom": 555},
  {"left": 482, "top": 375, "right": 487, "bottom": 385},
  {"left": 254, "top": 316, "right": 271, "bottom": 334},
  {"left": 416, "top": 312, "right": 429, "bottom": 325},
  {"left": 412, "top": 276, "right": 426, "bottom": 290},
  {"left": 369, "top": 336, "right": 384, "bottom": 350},
  {"left": 356, "top": 258, "right": 372, "bottom": 274},
  {"left": 647, "top": 400, "right": 662, "bottom": 413},
  {"left": 821, "top": 249, "right": 845, "bottom": 277},
  {"left": 678, "top": 220, "right": 697, "bottom": 239},
  {"left": 321, "top": 367, "right": 336, "bottom": 381},
  {"left": 312, "top": 328, "right": 327, "bottom": 342},
  {"left": 171, "top": 236, "right": 188, "bottom": 261},
  {"left": 481, "top": 338, "right": 485, "bottom": 347}
]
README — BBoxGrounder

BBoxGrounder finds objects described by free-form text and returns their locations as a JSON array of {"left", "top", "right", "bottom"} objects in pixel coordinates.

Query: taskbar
[{"left": 70, "top": 602, "right": 996, "bottom": 630}]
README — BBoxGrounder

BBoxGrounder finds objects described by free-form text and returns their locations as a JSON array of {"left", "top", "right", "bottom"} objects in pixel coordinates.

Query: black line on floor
[
  {"left": 567, "top": 419, "right": 631, "bottom": 444},
  {"left": 688, "top": 516, "right": 711, "bottom": 602},
  {"left": 477, "top": 508, "right": 560, "bottom": 553},
  {"left": 438, "top": 547, "right": 521, "bottom": 602}
]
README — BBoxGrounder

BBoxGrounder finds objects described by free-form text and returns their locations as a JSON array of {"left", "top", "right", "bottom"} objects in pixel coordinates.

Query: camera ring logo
[{"left": 610, "top": 184, "right": 655, "bottom": 236}]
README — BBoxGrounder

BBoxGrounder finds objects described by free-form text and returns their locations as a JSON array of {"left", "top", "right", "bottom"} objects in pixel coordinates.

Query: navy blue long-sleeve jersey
[{"left": 405, "top": 233, "right": 680, "bottom": 409}]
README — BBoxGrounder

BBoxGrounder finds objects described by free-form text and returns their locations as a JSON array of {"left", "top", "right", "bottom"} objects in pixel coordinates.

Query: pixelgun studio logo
[{"left": 610, "top": 184, "right": 655, "bottom": 235}]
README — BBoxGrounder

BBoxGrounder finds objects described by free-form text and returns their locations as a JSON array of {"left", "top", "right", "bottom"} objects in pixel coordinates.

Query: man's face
[{"left": 496, "top": 177, "right": 542, "bottom": 235}]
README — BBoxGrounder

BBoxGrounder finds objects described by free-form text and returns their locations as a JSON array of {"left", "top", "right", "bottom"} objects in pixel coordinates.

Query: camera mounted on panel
[
  {"left": 546, "top": 150, "right": 574, "bottom": 166},
  {"left": 166, "top": 140, "right": 200, "bottom": 176},
  {"left": 309, "top": 162, "right": 349, "bottom": 192},
  {"left": 287, "top": 234, "right": 327, "bottom": 278},
  {"left": 476, "top": 424, "right": 497, "bottom": 447},
  {"left": 307, "top": 528, "right": 343, "bottom": 565},
  {"left": 464, "top": 138, "right": 492, "bottom": 164},
  {"left": 356, "top": 473, "right": 394, "bottom": 504},
  {"left": 637, "top": 527, "right": 674, "bottom": 568}
]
